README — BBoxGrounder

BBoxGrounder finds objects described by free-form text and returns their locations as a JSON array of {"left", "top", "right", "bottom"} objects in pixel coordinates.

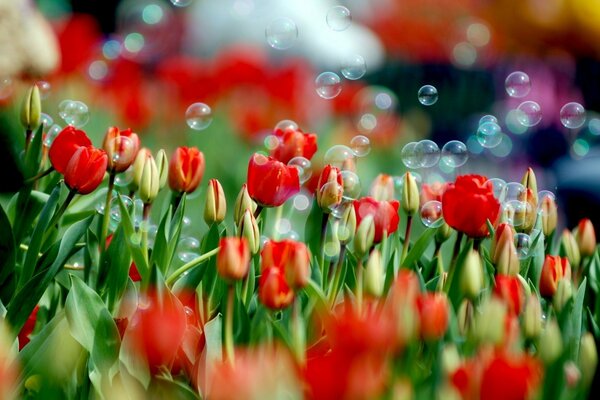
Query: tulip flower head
[
  {"left": 48, "top": 126, "right": 92, "bottom": 174},
  {"left": 270, "top": 126, "right": 317, "bottom": 164},
  {"left": 539, "top": 255, "right": 571, "bottom": 297},
  {"left": 316, "top": 164, "right": 343, "bottom": 212},
  {"left": 416, "top": 292, "right": 449, "bottom": 341},
  {"left": 168, "top": 146, "right": 205, "bottom": 194},
  {"left": 353, "top": 197, "right": 400, "bottom": 244},
  {"left": 102, "top": 126, "right": 140, "bottom": 172},
  {"left": 247, "top": 153, "right": 300, "bottom": 207},
  {"left": 217, "top": 237, "right": 250, "bottom": 281},
  {"left": 64, "top": 146, "right": 108, "bottom": 195}
]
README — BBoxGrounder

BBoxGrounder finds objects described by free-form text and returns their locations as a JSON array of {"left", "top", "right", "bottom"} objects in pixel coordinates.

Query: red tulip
[
  {"left": 217, "top": 237, "right": 250, "bottom": 281},
  {"left": 493, "top": 275, "right": 524, "bottom": 315},
  {"left": 442, "top": 175, "right": 501, "bottom": 238},
  {"left": 247, "top": 153, "right": 300, "bottom": 207},
  {"left": 420, "top": 181, "right": 448, "bottom": 205},
  {"left": 353, "top": 197, "right": 400, "bottom": 243},
  {"left": 270, "top": 126, "right": 317, "bottom": 164},
  {"left": 576, "top": 218, "right": 596, "bottom": 257},
  {"left": 64, "top": 146, "right": 108, "bottom": 194},
  {"left": 315, "top": 165, "right": 343, "bottom": 211},
  {"left": 48, "top": 126, "right": 92, "bottom": 174},
  {"left": 480, "top": 351, "right": 542, "bottom": 400},
  {"left": 258, "top": 266, "right": 294, "bottom": 310},
  {"left": 18, "top": 305, "right": 39, "bottom": 350},
  {"left": 416, "top": 292, "right": 449, "bottom": 341},
  {"left": 261, "top": 239, "right": 311, "bottom": 289},
  {"left": 539, "top": 255, "right": 571, "bottom": 297},
  {"left": 102, "top": 126, "right": 140, "bottom": 172},
  {"left": 168, "top": 146, "right": 205, "bottom": 193}
]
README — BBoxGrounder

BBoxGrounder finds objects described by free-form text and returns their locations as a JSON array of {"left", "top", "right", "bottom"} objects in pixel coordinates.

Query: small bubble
[
  {"left": 440, "top": 140, "right": 468, "bottom": 168},
  {"left": 264, "top": 135, "right": 280, "bottom": 151},
  {"left": 324, "top": 145, "right": 355, "bottom": 168},
  {"left": 514, "top": 233, "right": 532, "bottom": 259},
  {"left": 293, "top": 192, "right": 310, "bottom": 211},
  {"left": 479, "top": 114, "right": 498, "bottom": 125},
  {"left": 59, "top": 100, "right": 90, "bottom": 128},
  {"left": 36, "top": 81, "right": 51, "bottom": 99},
  {"left": 401, "top": 142, "right": 420, "bottom": 169},
  {"left": 109, "top": 195, "right": 133, "bottom": 231},
  {"left": 274, "top": 119, "right": 298, "bottom": 131},
  {"left": 516, "top": 101, "right": 542, "bottom": 127},
  {"left": 414, "top": 140, "right": 440, "bottom": 168},
  {"left": 277, "top": 218, "right": 292, "bottom": 235},
  {"left": 265, "top": 17, "right": 298, "bottom": 50},
  {"left": 341, "top": 170, "right": 361, "bottom": 200},
  {"left": 315, "top": 72, "right": 342, "bottom": 99},
  {"left": 341, "top": 54, "right": 366, "bottom": 80},
  {"left": 350, "top": 135, "right": 371, "bottom": 157},
  {"left": 115, "top": 167, "right": 134, "bottom": 187},
  {"left": 40, "top": 113, "right": 53, "bottom": 129},
  {"left": 560, "top": 102, "right": 586, "bottom": 129},
  {"left": 420, "top": 201, "right": 444, "bottom": 228},
  {"left": 170, "top": 0, "right": 193, "bottom": 7},
  {"left": 537, "top": 190, "right": 556, "bottom": 207},
  {"left": 43, "top": 124, "right": 62, "bottom": 148},
  {"left": 417, "top": 85, "right": 438, "bottom": 106},
  {"left": 505, "top": 71, "right": 531, "bottom": 98},
  {"left": 505, "top": 182, "right": 525, "bottom": 202},
  {"left": 185, "top": 102, "right": 212, "bottom": 130},
  {"left": 179, "top": 236, "right": 200, "bottom": 250},
  {"left": 485, "top": 178, "right": 507, "bottom": 202},
  {"left": 0, "top": 77, "right": 14, "bottom": 100},
  {"left": 326, "top": 6, "right": 352, "bottom": 31},
  {"left": 133, "top": 198, "right": 145, "bottom": 228},
  {"left": 178, "top": 251, "right": 200, "bottom": 263},
  {"left": 288, "top": 156, "right": 312, "bottom": 184},
  {"left": 476, "top": 122, "right": 502, "bottom": 148}
]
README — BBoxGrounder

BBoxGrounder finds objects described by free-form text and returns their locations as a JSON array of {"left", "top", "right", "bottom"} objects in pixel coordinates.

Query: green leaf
[
  {"left": 304, "top": 200, "right": 324, "bottom": 257},
  {"left": 401, "top": 227, "right": 436, "bottom": 270},
  {"left": 570, "top": 278, "right": 586, "bottom": 362},
  {"left": 117, "top": 195, "right": 149, "bottom": 281},
  {"left": 149, "top": 376, "right": 200, "bottom": 400},
  {"left": 304, "top": 280, "right": 330, "bottom": 316},
  {"left": 98, "top": 226, "right": 132, "bottom": 311},
  {"left": 173, "top": 223, "right": 220, "bottom": 293},
  {"left": 447, "top": 239, "right": 474, "bottom": 309},
  {"left": 152, "top": 195, "right": 186, "bottom": 275},
  {"left": 0, "top": 204, "right": 16, "bottom": 302},
  {"left": 23, "top": 124, "right": 44, "bottom": 178}
]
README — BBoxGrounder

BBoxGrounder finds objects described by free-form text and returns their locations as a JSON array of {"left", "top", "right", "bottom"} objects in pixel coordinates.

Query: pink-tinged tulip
[
  {"left": 575, "top": 218, "right": 596, "bottom": 258},
  {"left": 217, "top": 237, "right": 250, "bottom": 281},
  {"left": 420, "top": 181, "right": 448, "bottom": 205},
  {"left": 48, "top": 126, "right": 92, "bottom": 174},
  {"left": 258, "top": 267, "right": 294, "bottom": 310},
  {"left": 416, "top": 292, "right": 449, "bottom": 341},
  {"left": 316, "top": 165, "right": 343, "bottom": 211},
  {"left": 270, "top": 126, "right": 318, "bottom": 164},
  {"left": 539, "top": 255, "right": 571, "bottom": 297},
  {"left": 353, "top": 197, "right": 400, "bottom": 243},
  {"left": 168, "top": 146, "right": 205, "bottom": 193},
  {"left": 64, "top": 146, "right": 108, "bottom": 194},
  {"left": 247, "top": 153, "right": 300, "bottom": 207},
  {"left": 261, "top": 239, "right": 311, "bottom": 289},
  {"left": 102, "top": 126, "right": 140, "bottom": 172}
]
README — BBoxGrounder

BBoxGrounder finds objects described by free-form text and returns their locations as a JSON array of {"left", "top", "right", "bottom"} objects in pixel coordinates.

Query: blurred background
[{"left": 2, "top": 0, "right": 600, "bottom": 231}]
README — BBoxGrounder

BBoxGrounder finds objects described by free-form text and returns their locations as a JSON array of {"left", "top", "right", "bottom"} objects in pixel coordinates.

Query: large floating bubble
[
  {"left": 288, "top": 157, "right": 312, "bottom": 184},
  {"left": 440, "top": 140, "right": 468, "bottom": 168},
  {"left": 341, "top": 54, "right": 366, "bottom": 80},
  {"left": 350, "top": 135, "right": 371, "bottom": 157},
  {"left": 401, "top": 142, "right": 420, "bottom": 169},
  {"left": 417, "top": 85, "right": 438, "bottom": 106},
  {"left": 265, "top": 17, "right": 298, "bottom": 50},
  {"left": 420, "top": 201, "right": 444, "bottom": 228},
  {"left": 516, "top": 101, "right": 542, "bottom": 127},
  {"left": 326, "top": 6, "right": 352, "bottom": 31},
  {"left": 560, "top": 102, "right": 586, "bottom": 129},
  {"left": 414, "top": 140, "right": 440, "bottom": 168},
  {"left": 315, "top": 72, "right": 342, "bottom": 99},
  {"left": 505, "top": 71, "right": 531, "bottom": 98},
  {"left": 59, "top": 100, "right": 90, "bottom": 128},
  {"left": 476, "top": 122, "right": 502, "bottom": 148},
  {"left": 325, "top": 145, "right": 355, "bottom": 168},
  {"left": 185, "top": 102, "right": 212, "bottom": 130}
]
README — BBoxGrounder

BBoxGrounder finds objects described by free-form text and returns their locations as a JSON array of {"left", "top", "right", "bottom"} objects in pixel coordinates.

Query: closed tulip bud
[
  {"left": 523, "top": 295, "right": 542, "bottom": 339},
  {"left": 217, "top": 237, "right": 250, "bottom": 281},
  {"left": 354, "top": 215, "right": 375, "bottom": 258},
  {"left": 515, "top": 188, "right": 537, "bottom": 233},
  {"left": 233, "top": 184, "right": 257, "bottom": 226},
  {"left": 441, "top": 344, "right": 461, "bottom": 376},
  {"left": 316, "top": 165, "right": 343, "bottom": 212},
  {"left": 156, "top": 149, "right": 168, "bottom": 189},
  {"left": 204, "top": 179, "right": 226, "bottom": 225},
  {"left": 539, "top": 320, "right": 563, "bottom": 364},
  {"left": 132, "top": 148, "right": 150, "bottom": 192},
  {"left": 540, "top": 255, "right": 571, "bottom": 297},
  {"left": 460, "top": 250, "right": 483, "bottom": 299},
  {"left": 284, "top": 242, "right": 311, "bottom": 290},
  {"left": 64, "top": 146, "right": 108, "bottom": 195},
  {"left": 457, "top": 299, "right": 473, "bottom": 336},
  {"left": 20, "top": 84, "right": 41, "bottom": 131},
  {"left": 494, "top": 275, "right": 524, "bottom": 315},
  {"left": 491, "top": 223, "right": 514, "bottom": 263},
  {"left": 520, "top": 168, "right": 538, "bottom": 204},
  {"left": 579, "top": 332, "right": 597, "bottom": 387},
  {"left": 365, "top": 249, "right": 383, "bottom": 297},
  {"left": 575, "top": 218, "right": 596, "bottom": 258},
  {"left": 169, "top": 146, "right": 205, "bottom": 194},
  {"left": 493, "top": 223, "right": 520, "bottom": 276},
  {"left": 259, "top": 267, "right": 294, "bottom": 310},
  {"left": 134, "top": 150, "right": 159, "bottom": 204},
  {"left": 102, "top": 127, "right": 140, "bottom": 172},
  {"left": 337, "top": 203, "right": 356, "bottom": 244},
  {"left": 472, "top": 297, "right": 507, "bottom": 346},
  {"left": 416, "top": 292, "right": 449, "bottom": 341},
  {"left": 553, "top": 279, "right": 573, "bottom": 313},
  {"left": 560, "top": 229, "right": 581, "bottom": 268},
  {"left": 238, "top": 209, "right": 260, "bottom": 254},
  {"left": 369, "top": 174, "right": 395, "bottom": 201},
  {"left": 541, "top": 195, "right": 558, "bottom": 236},
  {"left": 401, "top": 172, "right": 420, "bottom": 216},
  {"left": 435, "top": 222, "right": 453, "bottom": 244}
]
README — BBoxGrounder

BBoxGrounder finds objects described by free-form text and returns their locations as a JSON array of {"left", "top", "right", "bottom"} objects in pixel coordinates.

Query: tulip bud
[
  {"left": 133, "top": 149, "right": 159, "bottom": 204},
  {"left": 233, "top": 184, "right": 257, "bottom": 226},
  {"left": 456, "top": 299, "right": 473, "bottom": 336},
  {"left": 494, "top": 275, "right": 524, "bottom": 315},
  {"left": 560, "top": 229, "right": 581, "bottom": 268},
  {"left": 316, "top": 165, "right": 343, "bottom": 212},
  {"left": 156, "top": 149, "right": 168, "bottom": 189},
  {"left": 169, "top": 146, "right": 205, "bottom": 194},
  {"left": 523, "top": 295, "right": 542, "bottom": 339},
  {"left": 441, "top": 344, "right": 461, "bottom": 376},
  {"left": 102, "top": 127, "right": 140, "bottom": 173},
  {"left": 63, "top": 146, "right": 108, "bottom": 195},
  {"left": 575, "top": 218, "right": 596, "bottom": 258},
  {"left": 365, "top": 249, "right": 383, "bottom": 297},
  {"left": 259, "top": 266, "right": 294, "bottom": 310},
  {"left": 563, "top": 362, "right": 581, "bottom": 388},
  {"left": 552, "top": 279, "right": 573, "bottom": 313},
  {"left": 204, "top": 179, "right": 226, "bottom": 225},
  {"left": 491, "top": 223, "right": 514, "bottom": 264},
  {"left": 460, "top": 250, "right": 483, "bottom": 299},
  {"left": 217, "top": 237, "right": 250, "bottom": 281},
  {"left": 238, "top": 209, "right": 260, "bottom": 254},
  {"left": 496, "top": 241, "right": 520, "bottom": 276},
  {"left": 520, "top": 168, "right": 538, "bottom": 204},
  {"left": 540, "top": 255, "right": 571, "bottom": 298},
  {"left": 539, "top": 320, "right": 563, "bottom": 364},
  {"left": 354, "top": 215, "right": 375, "bottom": 258},
  {"left": 416, "top": 293, "right": 449, "bottom": 341},
  {"left": 540, "top": 195, "right": 558, "bottom": 236},
  {"left": 435, "top": 222, "right": 453, "bottom": 244},
  {"left": 401, "top": 172, "right": 419, "bottom": 216},
  {"left": 20, "top": 85, "right": 41, "bottom": 131},
  {"left": 369, "top": 174, "right": 395, "bottom": 201},
  {"left": 579, "top": 332, "right": 598, "bottom": 387},
  {"left": 132, "top": 148, "right": 150, "bottom": 192},
  {"left": 471, "top": 297, "right": 506, "bottom": 346},
  {"left": 282, "top": 241, "right": 311, "bottom": 289},
  {"left": 337, "top": 203, "right": 356, "bottom": 244},
  {"left": 515, "top": 189, "right": 537, "bottom": 233}
]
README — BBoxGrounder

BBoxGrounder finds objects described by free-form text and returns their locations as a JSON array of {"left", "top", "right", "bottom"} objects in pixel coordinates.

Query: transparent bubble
[
  {"left": 505, "top": 182, "right": 526, "bottom": 202},
  {"left": 36, "top": 81, "right": 51, "bottom": 99},
  {"left": 476, "top": 122, "right": 502, "bottom": 148},
  {"left": 40, "top": 113, "right": 53, "bottom": 129},
  {"left": 265, "top": 17, "right": 298, "bottom": 50},
  {"left": 537, "top": 190, "right": 556, "bottom": 207},
  {"left": 315, "top": 72, "right": 342, "bottom": 99},
  {"left": 560, "top": 102, "right": 586, "bottom": 129},
  {"left": 440, "top": 140, "right": 468, "bottom": 168},
  {"left": 276, "top": 218, "right": 292, "bottom": 236},
  {"left": 170, "top": 0, "right": 193, "bottom": 6},
  {"left": 288, "top": 156, "right": 312, "bottom": 184},
  {"left": 179, "top": 236, "right": 200, "bottom": 250},
  {"left": 115, "top": 166, "right": 134, "bottom": 187},
  {"left": 264, "top": 135, "right": 280, "bottom": 151},
  {"left": 185, "top": 102, "right": 212, "bottom": 130},
  {"left": 350, "top": 135, "right": 371, "bottom": 157},
  {"left": 178, "top": 251, "right": 200, "bottom": 263},
  {"left": 341, "top": 170, "right": 361, "bottom": 200},
  {"left": 0, "top": 77, "right": 14, "bottom": 100},
  {"left": 323, "top": 192, "right": 344, "bottom": 216},
  {"left": 324, "top": 145, "right": 355, "bottom": 168},
  {"left": 340, "top": 54, "right": 366, "bottom": 80},
  {"left": 326, "top": 5, "right": 352, "bottom": 31},
  {"left": 43, "top": 124, "right": 62, "bottom": 148},
  {"left": 401, "top": 142, "right": 420, "bottom": 169},
  {"left": 588, "top": 117, "right": 600, "bottom": 136},
  {"left": 506, "top": 200, "right": 531, "bottom": 227},
  {"left": 414, "top": 140, "right": 440, "bottom": 167},
  {"left": 293, "top": 192, "right": 311, "bottom": 211},
  {"left": 514, "top": 233, "right": 532, "bottom": 259},
  {"left": 420, "top": 201, "right": 444, "bottom": 228},
  {"left": 274, "top": 119, "right": 298, "bottom": 131},
  {"left": 133, "top": 198, "right": 145, "bottom": 228},
  {"left": 504, "top": 71, "right": 531, "bottom": 98},
  {"left": 417, "top": 85, "right": 438, "bottom": 106},
  {"left": 107, "top": 135, "right": 137, "bottom": 165},
  {"left": 485, "top": 178, "right": 507, "bottom": 202},
  {"left": 109, "top": 195, "right": 133, "bottom": 231},
  {"left": 516, "top": 101, "right": 542, "bottom": 127},
  {"left": 353, "top": 86, "right": 397, "bottom": 135},
  {"left": 479, "top": 114, "right": 498, "bottom": 125},
  {"left": 58, "top": 100, "right": 90, "bottom": 128}
]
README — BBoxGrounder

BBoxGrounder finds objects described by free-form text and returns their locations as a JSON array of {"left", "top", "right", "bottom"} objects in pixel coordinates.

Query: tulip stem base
[
  {"left": 224, "top": 285, "right": 235, "bottom": 365},
  {"left": 401, "top": 216, "right": 413, "bottom": 264}
]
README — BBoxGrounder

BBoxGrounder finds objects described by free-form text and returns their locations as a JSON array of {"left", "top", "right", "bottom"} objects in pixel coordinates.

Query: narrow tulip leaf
[
  {"left": 305, "top": 280, "right": 330, "bottom": 316},
  {"left": 528, "top": 225, "right": 545, "bottom": 286},
  {"left": 304, "top": 200, "right": 324, "bottom": 257},
  {"left": 117, "top": 195, "right": 149, "bottom": 281},
  {"left": 150, "top": 376, "right": 200, "bottom": 400},
  {"left": 23, "top": 124, "right": 44, "bottom": 176},
  {"left": 100, "top": 226, "right": 132, "bottom": 312},
  {"left": 201, "top": 314, "right": 222, "bottom": 391},
  {"left": 587, "top": 307, "right": 600, "bottom": 338},
  {"left": 166, "top": 195, "right": 186, "bottom": 273},
  {"left": 401, "top": 227, "right": 436, "bottom": 270},
  {"left": 150, "top": 204, "right": 172, "bottom": 274},
  {"left": 120, "top": 322, "right": 151, "bottom": 389},
  {"left": 383, "top": 255, "right": 395, "bottom": 296},
  {"left": 0, "top": 204, "right": 16, "bottom": 302},
  {"left": 570, "top": 278, "right": 586, "bottom": 361},
  {"left": 447, "top": 239, "right": 474, "bottom": 309}
]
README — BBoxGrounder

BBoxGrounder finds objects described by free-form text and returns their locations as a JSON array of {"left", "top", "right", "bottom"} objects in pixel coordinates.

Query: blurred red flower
[
  {"left": 416, "top": 292, "right": 449, "bottom": 341},
  {"left": 270, "top": 127, "right": 318, "bottom": 164},
  {"left": 539, "top": 255, "right": 571, "bottom": 298},
  {"left": 353, "top": 197, "right": 400, "bottom": 243},
  {"left": 493, "top": 275, "right": 524, "bottom": 315},
  {"left": 247, "top": 153, "right": 300, "bottom": 207}
]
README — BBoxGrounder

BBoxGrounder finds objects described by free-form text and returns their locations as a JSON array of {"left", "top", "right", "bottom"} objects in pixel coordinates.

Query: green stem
[
  {"left": 171, "top": 192, "right": 183, "bottom": 217},
  {"left": 328, "top": 244, "right": 346, "bottom": 306},
  {"left": 47, "top": 189, "right": 76, "bottom": 229},
  {"left": 24, "top": 129, "right": 32, "bottom": 153},
  {"left": 24, "top": 167, "right": 54, "bottom": 185},
  {"left": 166, "top": 247, "right": 219, "bottom": 286},
  {"left": 356, "top": 259, "right": 364, "bottom": 315},
  {"left": 291, "top": 298, "right": 306, "bottom": 366},
  {"left": 272, "top": 205, "right": 284, "bottom": 240},
  {"left": 100, "top": 171, "right": 116, "bottom": 250},
  {"left": 319, "top": 213, "right": 329, "bottom": 279},
  {"left": 401, "top": 216, "right": 413, "bottom": 264},
  {"left": 141, "top": 203, "right": 151, "bottom": 266},
  {"left": 224, "top": 285, "right": 235, "bottom": 365},
  {"left": 443, "top": 232, "right": 464, "bottom": 293}
]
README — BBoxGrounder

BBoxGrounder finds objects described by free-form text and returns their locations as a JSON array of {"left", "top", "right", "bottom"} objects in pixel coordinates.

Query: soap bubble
[
  {"left": 315, "top": 72, "right": 342, "bottom": 99},
  {"left": 36, "top": 81, "right": 51, "bottom": 99},
  {"left": 265, "top": 17, "right": 298, "bottom": 50},
  {"left": 514, "top": 233, "right": 532, "bottom": 259},
  {"left": 440, "top": 140, "right": 468, "bottom": 168},
  {"left": 341, "top": 54, "right": 366, "bottom": 80},
  {"left": 288, "top": 157, "right": 312, "bottom": 183},
  {"left": 505, "top": 182, "right": 526, "bottom": 202},
  {"left": 43, "top": 124, "right": 62, "bottom": 148},
  {"left": 414, "top": 140, "right": 440, "bottom": 167},
  {"left": 325, "top": 145, "right": 355, "bottom": 168},
  {"left": 476, "top": 122, "right": 502, "bottom": 148},
  {"left": 479, "top": 114, "right": 498, "bottom": 125},
  {"left": 420, "top": 201, "right": 444, "bottom": 228},
  {"left": 274, "top": 119, "right": 298, "bottom": 131},
  {"left": 40, "top": 113, "right": 53, "bottom": 129},
  {"left": 326, "top": 6, "right": 352, "bottom": 31},
  {"left": 185, "top": 102, "right": 212, "bottom": 130},
  {"left": 485, "top": 178, "right": 507, "bottom": 202},
  {"left": 58, "top": 100, "right": 90, "bottom": 128},
  {"left": 350, "top": 135, "right": 371, "bottom": 157},
  {"left": 401, "top": 142, "right": 420, "bottom": 169},
  {"left": 170, "top": 0, "right": 193, "bottom": 7},
  {"left": 341, "top": 170, "right": 361, "bottom": 200},
  {"left": 516, "top": 101, "right": 542, "bottom": 127},
  {"left": 417, "top": 85, "right": 438, "bottom": 106},
  {"left": 560, "top": 102, "right": 586, "bottom": 129},
  {"left": 505, "top": 71, "right": 531, "bottom": 98}
]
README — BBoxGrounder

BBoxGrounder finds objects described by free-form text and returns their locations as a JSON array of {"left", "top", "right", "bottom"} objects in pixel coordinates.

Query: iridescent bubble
[
  {"left": 315, "top": 72, "right": 342, "bottom": 99},
  {"left": 288, "top": 157, "right": 312, "bottom": 184},
  {"left": 341, "top": 170, "right": 361, "bottom": 200},
  {"left": 293, "top": 192, "right": 311, "bottom": 212},
  {"left": 133, "top": 198, "right": 145, "bottom": 228},
  {"left": 59, "top": 100, "right": 90, "bottom": 127},
  {"left": 514, "top": 232, "right": 531, "bottom": 259},
  {"left": 440, "top": 140, "right": 468, "bottom": 168},
  {"left": 170, "top": 0, "right": 193, "bottom": 6},
  {"left": 420, "top": 201, "right": 444, "bottom": 228},
  {"left": 417, "top": 85, "right": 438, "bottom": 106},
  {"left": 341, "top": 54, "right": 366, "bottom": 80},
  {"left": 264, "top": 135, "right": 280, "bottom": 151},
  {"left": 516, "top": 101, "right": 542, "bottom": 127},
  {"left": 505, "top": 71, "right": 531, "bottom": 98},
  {"left": 178, "top": 236, "right": 200, "bottom": 263},
  {"left": 115, "top": 166, "right": 134, "bottom": 187},
  {"left": 109, "top": 195, "right": 133, "bottom": 231},
  {"left": 401, "top": 142, "right": 420, "bottom": 169},
  {"left": 485, "top": 178, "right": 507, "bottom": 202},
  {"left": 476, "top": 122, "right": 502, "bottom": 148},
  {"left": 36, "top": 81, "right": 51, "bottom": 99},
  {"left": 537, "top": 190, "right": 556, "bottom": 206},
  {"left": 265, "top": 17, "right": 298, "bottom": 50},
  {"left": 40, "top": 113, "right": 53, "bottom": 129},
  {"left": 560, "top": 102, "right": 586, "bottom": 129},
  {"left": 350, "top": 135, "right": 371, "bottom": 157},
  {"left": 43, "top": 124, "right": 62, "bottom": 148},
  {"left": 324, "top": 145, "right": 355, "bottom": 167},
  {"left": 185, "top": 102, "right": 212, "bottom": 130},
  {"left": 274, "top": 119, "right": 298, "bottom": 131},
  {"left": 505, "top": 182, "right": 526, "bottom": 202},
  {"left": 178, "top": 251, "right": 199, "bottom": 263},
  {"left": 414, "top": 140, "right": 440, "bottom": 168},
  {"left": 479, "top": 114, "right": 498, "bottom": 125},
  {"left": 326, "top": 6, "right": 352, "bottom": 31},
  {"left": 0, "top": 77, "right": 13, "bottom": 100}
]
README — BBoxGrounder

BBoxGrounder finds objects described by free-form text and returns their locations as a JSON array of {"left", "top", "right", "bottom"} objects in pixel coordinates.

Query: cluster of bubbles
[
  {"left": 401, "top": 140, "right": 469, "bottom": 170},
  {"left": 58, "top": 100, "right": 90, "bottom": 128},
  {"left": 417, "top": 85, "right": 438, "bottom": 106},
  {"left": 354, "top": 86, "right": 397, "bottom": 134},
  {"left": 185, "top": 102, "right": 213, "bottom": 130}
]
